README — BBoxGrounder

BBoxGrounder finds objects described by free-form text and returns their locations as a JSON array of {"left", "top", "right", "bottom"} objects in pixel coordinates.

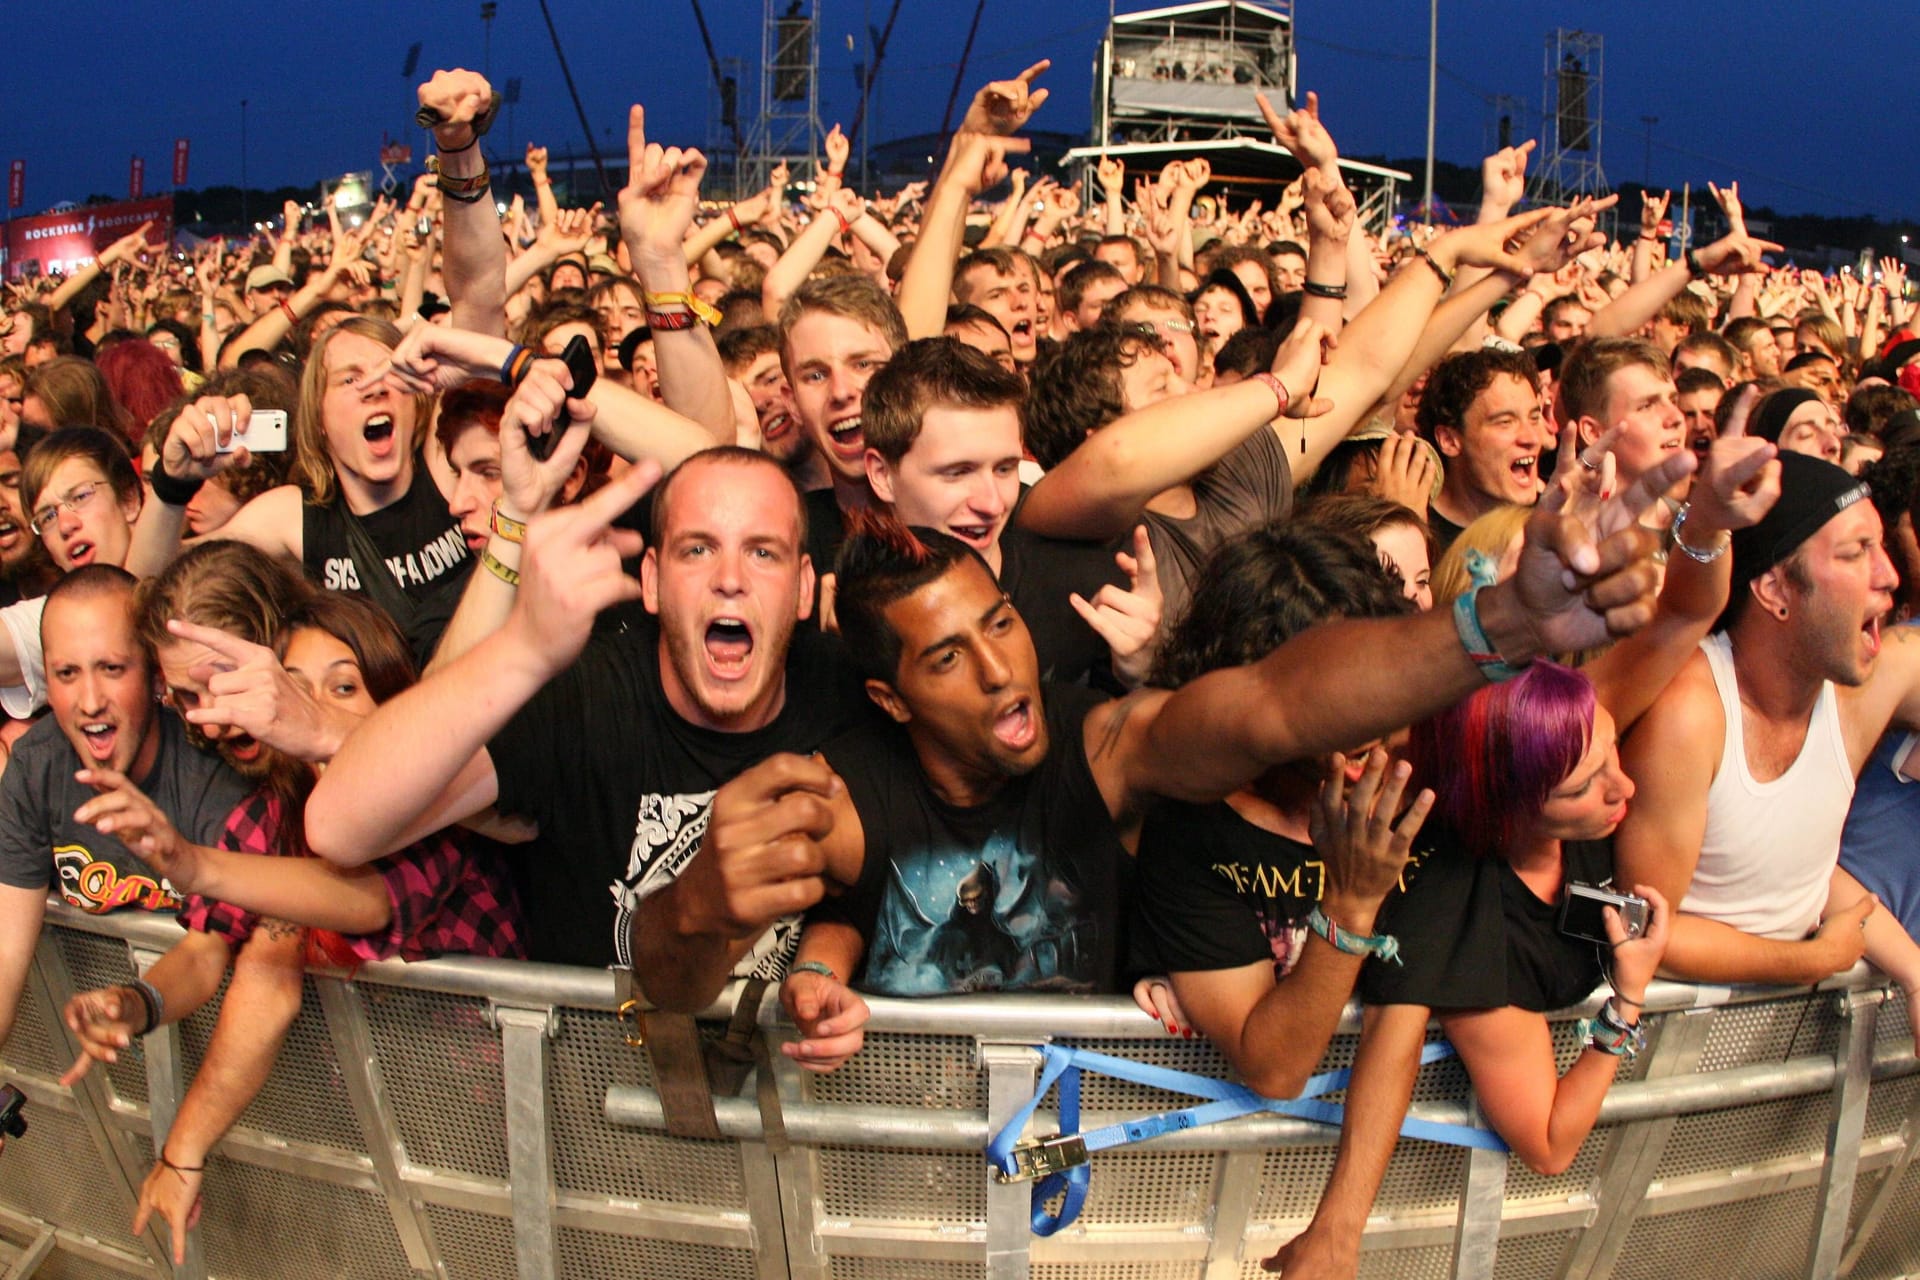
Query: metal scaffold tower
[
  {"left": 741, "top": 0, "right": 825, "bottom": 196},
  {"left": 1528, "top": 28, "right": 1607, "bottom": 205}
]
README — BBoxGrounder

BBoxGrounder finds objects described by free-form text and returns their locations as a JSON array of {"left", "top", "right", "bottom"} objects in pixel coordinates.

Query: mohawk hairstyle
[{"left": 833, "top": 509, "right": 991, "bottom": 682}]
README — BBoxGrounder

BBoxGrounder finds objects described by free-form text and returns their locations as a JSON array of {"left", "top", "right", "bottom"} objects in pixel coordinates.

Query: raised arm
[
  {"left": 1105, "top": 448, "right": 1693, "bottom": 811},
  {"left": 616, "top": 106, "right": 734, "bottom": 441},
  {"left": 1590, "top": 219, "right": 1779, "bottom": 340},
  {"left": 0, "top": 884, "right": 46, "bottom": 1051},
  {"left": 308, "top": 464, "right": 653, "bottom": 865},
  {"left": 418, "top": 69, "right": 509, "bottom": 336},
  {"left": 47, "top": 223, "right": 154, "bottom": 315},
  {"left": 1016, "top": 316, "right": 1334, "bottom": 541}
]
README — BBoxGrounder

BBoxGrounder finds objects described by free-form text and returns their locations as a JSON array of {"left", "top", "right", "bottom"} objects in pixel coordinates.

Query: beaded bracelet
[{"left": 1410, "top": 244, "right": 1453, "bottom": 290}]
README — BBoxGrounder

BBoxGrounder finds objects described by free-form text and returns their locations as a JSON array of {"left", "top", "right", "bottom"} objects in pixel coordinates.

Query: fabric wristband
[
  {"left": 479, "top": 547, "right": 521, "bottom": 587},
  {"left": 1302, "top": 279, "right": 1348, "bottom": 300},
  {"left": 1450, "top": 548, "right": 1528, "bottom": 682},
  {"left": 645, "top": 309, "right": 699, "bottom": 332},
  {"left": 489, "top": 501, "right": 528, "bottom": 545},
  {"left": 642, "top": 290, "right": 721, "bottom": 327},
  {"left": 1306, "top": 907, "right": 1402, "bottom": 966},
  {"left": 148, "top": 456, "right": 206, "bottom": 507}
]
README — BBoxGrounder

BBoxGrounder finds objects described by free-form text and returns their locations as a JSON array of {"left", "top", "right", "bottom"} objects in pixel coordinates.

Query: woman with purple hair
[{"left": 1267, "top": 413, "right": 1783, "bottom": 1275}]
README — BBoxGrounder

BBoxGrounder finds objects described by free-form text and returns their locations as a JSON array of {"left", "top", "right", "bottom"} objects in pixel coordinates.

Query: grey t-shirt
[
  {"left": 0, "top": 711, "right": 250, "bottom": 914},
  {"left": 1143, "top": 427, "right": 1292, "bottom": 623}
]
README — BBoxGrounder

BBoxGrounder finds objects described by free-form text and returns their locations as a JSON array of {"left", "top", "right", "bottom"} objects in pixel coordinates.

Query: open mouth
[
  {"left": 949, "top": 520, "right": 998, "bottom": 550},
  {"left": 226, "top": 734, "right": 263, "bottom": 764},
  {"left": 1010, "top": 319, "right": 1034, "bottom": 344},
  {"left": 363, "top": 414, "right": 397, "bottom": 457},
  {"left": 1509, "top": 455, "right": 1538, "bottom": 487},
  {"left": 762, "top": 410, "right": 794, "bottom": 442},
  {"left": 63, "top": 539, "right": 96, "bottom": 567},
  {"left": 704, "top": 617, "right": 754, "bottom": 674},
  {"left": 1864, "top": 614, "right": 1884, "bottom": 659},
  {"left": 79, "top": 722, "right": 117, "bottom": 762},
  {"left": 822, "top": 415, "right": 865, "bottom": 463},
  {"left": 992, "top": 697, "right": 1038, "bottom": 750},
  {"left": 0, "top": 515, "right": 19, "bottom": 545}
]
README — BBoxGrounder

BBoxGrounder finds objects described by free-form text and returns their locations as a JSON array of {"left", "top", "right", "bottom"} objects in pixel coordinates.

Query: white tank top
[{"left": 1683, "top": 632, "right": 1853, "bottom": 939}]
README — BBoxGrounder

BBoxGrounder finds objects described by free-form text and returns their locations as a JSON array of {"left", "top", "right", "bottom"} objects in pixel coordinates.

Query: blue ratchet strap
[{"left": 987, "top": 1040, "right": 1507, "bottom": 1236}]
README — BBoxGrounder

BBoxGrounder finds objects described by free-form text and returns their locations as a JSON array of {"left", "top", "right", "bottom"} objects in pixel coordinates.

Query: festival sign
[{"left": 3, "top": 196, "right": 173, "bottom": 279}]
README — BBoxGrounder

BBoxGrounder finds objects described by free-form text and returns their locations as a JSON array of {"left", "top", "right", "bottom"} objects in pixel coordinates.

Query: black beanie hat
[
  {"left": 1749, "top": 388, "right": 1821, "bottom": 445},
  {"left": 1729, "top": 451, "right": 1870, "bottom": 597}
]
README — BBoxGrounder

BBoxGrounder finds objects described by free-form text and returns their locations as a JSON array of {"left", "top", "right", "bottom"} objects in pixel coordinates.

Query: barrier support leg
[
  {"left": 1451, "top": 1095, "right": 1508, "bottom": 1280},
  {"left": 493, "top": 1004, "right": 561, "bottom": 1280},
  {"left": 980, "top": 1041, "right": 1041, "bottom": 1280},
  {"left": 1561, "top": 1005, "right": 1718, "bottom": 1280},
  {"left": 1805, "top": 989, "right": 1880, "bottom": 1280}
]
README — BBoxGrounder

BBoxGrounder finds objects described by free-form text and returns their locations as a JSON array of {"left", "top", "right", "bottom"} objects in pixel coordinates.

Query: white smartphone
[{"left": 217, "top": 409, "right": 289, "bottom": 454}]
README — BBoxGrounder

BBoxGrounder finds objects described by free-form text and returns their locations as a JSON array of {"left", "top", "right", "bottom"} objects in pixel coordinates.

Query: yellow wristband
[
  {"left": 479, "top": 546, "right": 521, "bottom": 587},
  {"left": 489, "top": 501, "right": 528, "bottom": 545},
  {"left": 641, "top": 289, "right": 721, "bottom": 327}
]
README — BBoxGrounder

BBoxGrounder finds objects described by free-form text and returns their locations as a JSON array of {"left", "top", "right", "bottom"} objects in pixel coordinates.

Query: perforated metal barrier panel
[{"left": 0, "top": 905, "right": 1915, "bottom": 1280}]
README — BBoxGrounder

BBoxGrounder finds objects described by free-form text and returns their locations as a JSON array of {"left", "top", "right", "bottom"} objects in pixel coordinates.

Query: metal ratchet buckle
[
  {"left": 996, "top": 1133, "right": 1089, "bottom": 1184},
  {"left": 615, "top": 997, "right": 647, "bottom": 1048}
]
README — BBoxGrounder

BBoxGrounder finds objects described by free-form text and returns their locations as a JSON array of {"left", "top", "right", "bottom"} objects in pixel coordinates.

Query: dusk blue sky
[{"left": 6, "top": 1, "right": 1914, "bottom": 223}]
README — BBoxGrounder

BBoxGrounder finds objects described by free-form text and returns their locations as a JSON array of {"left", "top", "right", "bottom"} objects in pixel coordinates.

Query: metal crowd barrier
[{"left": 1, "top": 902, "right": 1917, "bottom": 1280}]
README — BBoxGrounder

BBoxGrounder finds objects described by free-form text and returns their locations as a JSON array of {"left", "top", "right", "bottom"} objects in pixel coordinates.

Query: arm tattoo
[
  {"left": 1091, "top": 693, "right": 1144, "bottom": 764},
  {"left": 260, "top": 917, "right": 303, "bottom": 942}
]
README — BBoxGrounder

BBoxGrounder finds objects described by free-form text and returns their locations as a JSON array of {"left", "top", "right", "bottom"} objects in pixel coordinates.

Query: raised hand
[
  {"left": 1302, "top": 167, "right": 1356, "bottom": 244},
  {"left": 1640, "top": 188, "right": 1672, "bottom": 238},
  {"left": 1429, "top": 205, "right": 1556, "bottom": 278},
  {"left": 1505, "top": 442, "right": 1698, "bottom": 653},
  {"left": 538, "top": 204, "right": 600, "bottom": 257},
  {"left": 1512, "top": 194, "right": 1616, "bottom": 276},
  {"left": 1708, "top": 180, "right": 1746, "bottom": 239},
  {"left": 1256, "top": 90, "right": 1338, "bottom": 172},
  {"left": 1096, "top": 154, "right": 1125, "bottom": 199},
  {"left": 1311, "top": 749, "right": 1434, "bottom": 923},
  {"left": 416, "top": 68, "right": 495, "bottom": 151},
  {"left": 823, "top": 123, "right": 851, "bottom": 174},
  {"left": 497, "top": 358, "right": 598, "bottom": 517},
  {"left": 99, "top": 223, "right": 157, "bottom": 269},
  {"left": 780, "top": 964, "right": 870, "bottom": 1072},
  {"left": 1479, "top": 139, "right": 1537, "bottom": 213},
  {"left": 618, "top": 104, "right": 706, "bottom": 265},
  {"left": 525, "top": 142, "right": 549, "bottom": 177},
  {"left": 1069, "top": 525, "right": 1163, "bottom": 688},
  {"left": 1687, "top": 384, "right": 1780, "bottom": 534},
  {"left": 947, "top": 131, "right": 1031, "bottom": 198},
  {"left": 500, "top": 458, "right": 657, "bottom": 677},
  {"left": 165, "top": 618, "right": 350, "bottom": 764},
  {"left": 960, "top": 60, "right": 1051, "bottom": 135},
  {"left": 1693, "top": 225, "right": 1782, "bottom": 276},
  {"left": 158, "top": 393, "right": 256, "bottom": 485}
]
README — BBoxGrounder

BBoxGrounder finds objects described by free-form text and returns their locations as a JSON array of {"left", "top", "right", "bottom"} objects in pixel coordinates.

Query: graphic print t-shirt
[
  {"left": 488, "top": 612, "right": 871, "bottom": 969},
  {"left": 816, "top": 683, "right": 1130, "bottom": 997},
  {"left": 0, "top": 711, "right": 249, "bottom": 913}
]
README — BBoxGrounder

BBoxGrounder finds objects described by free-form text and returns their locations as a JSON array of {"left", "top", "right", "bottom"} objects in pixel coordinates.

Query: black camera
[{"left": 0, "top": 1083, "right": 26, "bottom": 1141}]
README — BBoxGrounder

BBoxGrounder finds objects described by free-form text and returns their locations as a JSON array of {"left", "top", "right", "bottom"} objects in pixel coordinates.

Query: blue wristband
[
  {"left": 1306, "top": 907, "right": 1402, "bottom": 966},
  {"left": 1450, "top": 548, "right": 1528, "bottom": 682}
]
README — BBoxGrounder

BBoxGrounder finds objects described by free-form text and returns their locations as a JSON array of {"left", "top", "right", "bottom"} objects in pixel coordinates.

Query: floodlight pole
[{"left": 1424, "top": 0, "right": 1437, "bottom": 225}]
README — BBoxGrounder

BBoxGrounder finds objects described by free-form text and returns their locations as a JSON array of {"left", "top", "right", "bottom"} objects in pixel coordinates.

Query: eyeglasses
[{"left": 30, "top": 481, "right": 104, "bottom": 537}]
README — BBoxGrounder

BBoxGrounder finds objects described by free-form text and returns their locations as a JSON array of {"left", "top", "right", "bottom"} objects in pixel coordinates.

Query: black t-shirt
[
  {"left": 816, "top": 683, "right": 1130, "bottom": 997},
  {"left": 1426, "top": 507, "right": 1466, "bottom": 557},
  {"left": 1362, "top": 833, "right": 1612, "bottom": 1013},
  {"left": 487, "top": 613, "right": 872, "bottom": 968},
  {"left": 1132, "top": 796, "right": 1324, "bottom": 979},
  {"left": 803, "top": 488, "right": 848, "bottom": 587},
  {"left": 302, "top": 468, "right": 473, "bottom": 664},
  {"left": 999, "top": 523, "right": 1127, "bottom": 687}
]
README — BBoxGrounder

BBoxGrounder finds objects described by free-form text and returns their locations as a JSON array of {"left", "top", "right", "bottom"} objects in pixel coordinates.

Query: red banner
[
  {"left": 3, "top": 196, "right": 173, "bottom": 280},
  {"left": 6, "top": 161, "right": 20, "bottom": 211},
  {"left": 173, "top": 138, "right": 190, "bottom": 187},
  {"left": 129, "top": 155, "right": 145, "bottom": 201}
]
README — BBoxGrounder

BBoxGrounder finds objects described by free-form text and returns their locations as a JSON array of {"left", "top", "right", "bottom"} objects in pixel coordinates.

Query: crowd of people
[{"left": 1, "top": 58, "right": 1918, "bottom": 1275}]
